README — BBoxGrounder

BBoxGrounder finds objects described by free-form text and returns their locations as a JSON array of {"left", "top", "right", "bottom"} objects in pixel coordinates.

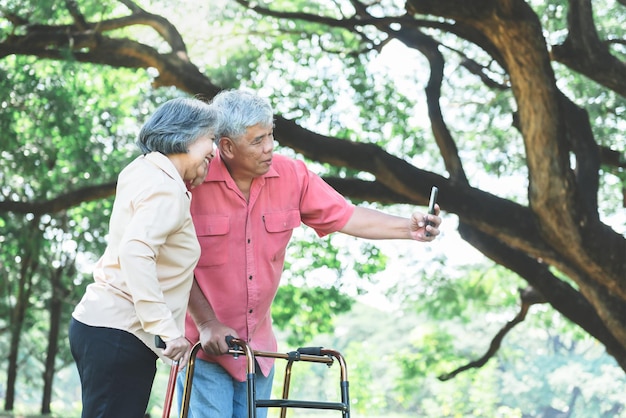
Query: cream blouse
[{"left": 72, "top": 152, "right": 200, "bottom": 358}]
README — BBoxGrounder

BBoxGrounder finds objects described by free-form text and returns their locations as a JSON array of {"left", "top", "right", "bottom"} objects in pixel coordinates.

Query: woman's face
[{"left": 184, "top": 133, "right": 216, "bottom": 188}]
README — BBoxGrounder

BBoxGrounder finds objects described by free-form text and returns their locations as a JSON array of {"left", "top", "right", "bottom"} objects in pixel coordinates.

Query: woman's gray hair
[
  {"left": 137, "top": 97, "right": 221, "bottom": 155},
  {"left": 210, "top": 89, "right": 274, "bottom": 140}
]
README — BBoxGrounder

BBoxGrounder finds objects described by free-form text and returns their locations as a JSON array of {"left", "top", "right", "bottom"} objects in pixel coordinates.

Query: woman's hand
[{"left": 162, "top": 336, "right": 191, "bottom": 366}]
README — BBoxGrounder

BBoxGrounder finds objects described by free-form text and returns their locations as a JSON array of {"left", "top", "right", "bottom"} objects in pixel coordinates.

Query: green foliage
[
  {"left": 298, "top": 299, "right": 626, "bottom": 417},
  {"left": 397, "top": 329, "right": 459, "bottom": 381},
  {"left": 384, "top": 301, "right": 626, "bottom": 416},
  {"left": 1, "top": 56, "right": 147, "bottom": 196},
  {"left": 274, "top": 228, "right": 388, "bottom": 345},
  {"left": 390, "top": 255, "right": 523, "bottom": 323},
  {"left": 273, "top": 284, "right": 353, "bottom": 346},
  {"left": 451, "top": 86, "right": 527, "bottom": 181},
  {"left": 198, "top": 0, "right": 428, "bottom": 169},
  {"left": 0, "top": 54, "right": 162, "bottom": 411},
  {"left": 1, "top": 0, "right": 121, "bottom": 30}
]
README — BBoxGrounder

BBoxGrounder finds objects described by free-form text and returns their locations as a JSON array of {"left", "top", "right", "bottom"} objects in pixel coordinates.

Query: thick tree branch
[
  {"left": 558, "top": 91, "right": 600, "bottom": 218},
  {"left": 600, "top": 146, "right": 626, "bottom": 169},
  {"left": 551, "top": 0, "right": 626, "bottom": 98},
  {"left": 322, "top": 178, "right": 416, "bottom": 204},
  {"left": 0, "top": 182, "right": 116, "bottom": 215},
  {"left": 0, "top": 16, "right": 218, "bottom": 94},
  {"left": 404, "top": 1, "right": 626, "bottom": 336}
]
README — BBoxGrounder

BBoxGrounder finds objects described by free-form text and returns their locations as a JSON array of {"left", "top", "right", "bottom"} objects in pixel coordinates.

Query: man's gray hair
[
  {"left": 137, "top": 97, "right": 221, "bottom": 155},
  {"left": 211, "top": 89, "right": 274, "bottom": 140}
]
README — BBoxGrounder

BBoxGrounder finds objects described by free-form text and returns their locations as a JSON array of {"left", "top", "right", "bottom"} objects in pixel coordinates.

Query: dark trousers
[{"left": 69, "top": 318, "right": 158, "bottom": 418}]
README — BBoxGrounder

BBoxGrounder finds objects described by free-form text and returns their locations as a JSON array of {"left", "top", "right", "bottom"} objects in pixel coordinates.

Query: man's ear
[{"left": 218, "top": 137, "right": 235, "bottom": 158}]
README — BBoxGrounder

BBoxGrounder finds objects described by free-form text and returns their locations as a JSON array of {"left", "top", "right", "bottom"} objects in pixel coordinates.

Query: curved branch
[
  {"left": 459, "top": 58, "right": 509, "bottom": 90},
  {"left": 0, "top": 20, "right": 218, "bottom": 94},
  {"left": 65, "top": 0, "right": 88, "bottom": 30},
  {"left": 438, "top": 286, "right": 541, "bottom": 381},
  {"left": 4, "top": 0, "right": 189, "bottom": 58},
  {"left": 233, "top": 0, "right": 401, "bottom": 28},
  {"left": 389, "top": 26, "right": 468, "bottom": 184},
  {"left": 115, "top": 0, "right": 189, "bottom": 56},
  {"left": 458, "top": 222, "right": 626, "bottom": 370}
]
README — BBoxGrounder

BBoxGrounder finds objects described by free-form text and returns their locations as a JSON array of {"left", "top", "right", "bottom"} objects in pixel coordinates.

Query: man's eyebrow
[{"left": 257, "top": 129, "right": 273, "bottom": 139}]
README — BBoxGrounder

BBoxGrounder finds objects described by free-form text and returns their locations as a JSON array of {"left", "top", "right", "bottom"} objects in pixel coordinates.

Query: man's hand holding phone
[{"left": 425, "top": 186, "right": 439, "bottom": 237}]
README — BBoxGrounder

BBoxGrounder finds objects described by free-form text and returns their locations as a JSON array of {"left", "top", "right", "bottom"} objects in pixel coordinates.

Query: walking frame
[{"left": 161, "top": 336, "right": 351, "bottom": 418}]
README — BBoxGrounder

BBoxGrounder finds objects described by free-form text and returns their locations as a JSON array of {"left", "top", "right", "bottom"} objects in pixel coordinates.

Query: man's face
[{"left": 225, "top": 123, "right": 274, "bottom": 178}]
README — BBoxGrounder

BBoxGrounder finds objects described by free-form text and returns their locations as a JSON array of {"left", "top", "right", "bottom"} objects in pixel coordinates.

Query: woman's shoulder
[{"left": 118, "top": 155, "right": 181, "bottom": 199}]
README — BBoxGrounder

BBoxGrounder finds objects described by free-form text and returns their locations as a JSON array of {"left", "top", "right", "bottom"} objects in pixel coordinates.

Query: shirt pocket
[
  {"left": 263, "top": 210, "right": 301, "bottom": 233},
  {"left": 262, "top": 210, "right": 301, "bottom": 262},
  {"left": 194, "top": 215, "right": 229, "bottom": 267}
]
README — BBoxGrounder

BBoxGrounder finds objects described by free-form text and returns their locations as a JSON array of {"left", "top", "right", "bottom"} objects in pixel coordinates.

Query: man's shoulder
[
  {"left": 270, "top": 154, "right": 307, "bottom": 173},
  {"left": 272, "top": 153, "right": 296, "bottom": 164}
]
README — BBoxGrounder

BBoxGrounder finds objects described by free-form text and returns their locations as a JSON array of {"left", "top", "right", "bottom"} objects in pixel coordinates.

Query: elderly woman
[{"left": 69, "top": 97, "right": 221, "bottom": 418}]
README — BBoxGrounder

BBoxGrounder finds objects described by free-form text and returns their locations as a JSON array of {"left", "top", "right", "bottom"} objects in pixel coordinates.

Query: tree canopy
[{"left": 0, "top": 0, "right": 625, "bottom": 415}]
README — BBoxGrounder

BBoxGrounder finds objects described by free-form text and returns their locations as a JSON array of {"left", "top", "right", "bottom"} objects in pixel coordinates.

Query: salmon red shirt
[{"left": 187, "top": 152, "right": 355, "bottom": 381}]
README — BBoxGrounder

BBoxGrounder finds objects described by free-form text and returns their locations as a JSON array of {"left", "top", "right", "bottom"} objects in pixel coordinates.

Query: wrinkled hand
[
  {"left": 410, "top": 204, "right": 442, "bottom": 241},
  {"left": 162, "top": 336, "right": 191, "bottom": 366},
  {"left": 198, "top": 319, "right": 238, "bottom": 356}
]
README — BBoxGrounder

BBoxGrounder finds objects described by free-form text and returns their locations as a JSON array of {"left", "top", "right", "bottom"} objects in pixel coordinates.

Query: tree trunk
[
  {"left": 41, "top": 259, "right": 73, "bottom": 415},
  {"left": 4, "top": 223, "right": 39, "bottom": 411},
  {"left": 41, "top": 295, "right": 62, "bottom": 415}
]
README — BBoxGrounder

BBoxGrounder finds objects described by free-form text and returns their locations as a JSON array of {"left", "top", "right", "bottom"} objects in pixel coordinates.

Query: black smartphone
[
  {"left": 155, "top": 335, "right": 166, "bottom": 349},
  {"left": 426, "top": 186, "right": 438, "bottom": 237}
]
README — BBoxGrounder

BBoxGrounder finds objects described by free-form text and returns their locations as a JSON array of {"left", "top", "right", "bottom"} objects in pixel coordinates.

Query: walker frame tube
[{"left": 176, "top": 338, "right": 350, "bottom": 418}]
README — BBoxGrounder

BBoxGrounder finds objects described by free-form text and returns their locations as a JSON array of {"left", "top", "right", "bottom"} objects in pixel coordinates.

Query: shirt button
[
  {"left": 249, "top": 309, "right": 253, "bottom": 313},
  {"left": 249, "top": 275, "right": 253, "bottom": 280}
]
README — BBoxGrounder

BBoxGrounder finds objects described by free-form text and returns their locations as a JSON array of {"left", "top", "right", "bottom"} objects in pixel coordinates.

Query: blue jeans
[{"left": 177, "top": 358, "right": 274, "bottom": 418}]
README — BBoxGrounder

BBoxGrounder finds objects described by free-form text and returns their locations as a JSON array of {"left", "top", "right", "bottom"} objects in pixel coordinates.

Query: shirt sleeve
[
  {"left": 297, "top": 161, "right": 355, "bottom": 236},
  {"left": 118, "top": 179, "right": 185, "bottom": 341}
]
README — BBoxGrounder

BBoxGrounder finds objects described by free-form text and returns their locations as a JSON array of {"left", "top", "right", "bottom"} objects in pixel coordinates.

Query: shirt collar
[{"left": 143, "top": 152, "right": 189, "bottom": 196}]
